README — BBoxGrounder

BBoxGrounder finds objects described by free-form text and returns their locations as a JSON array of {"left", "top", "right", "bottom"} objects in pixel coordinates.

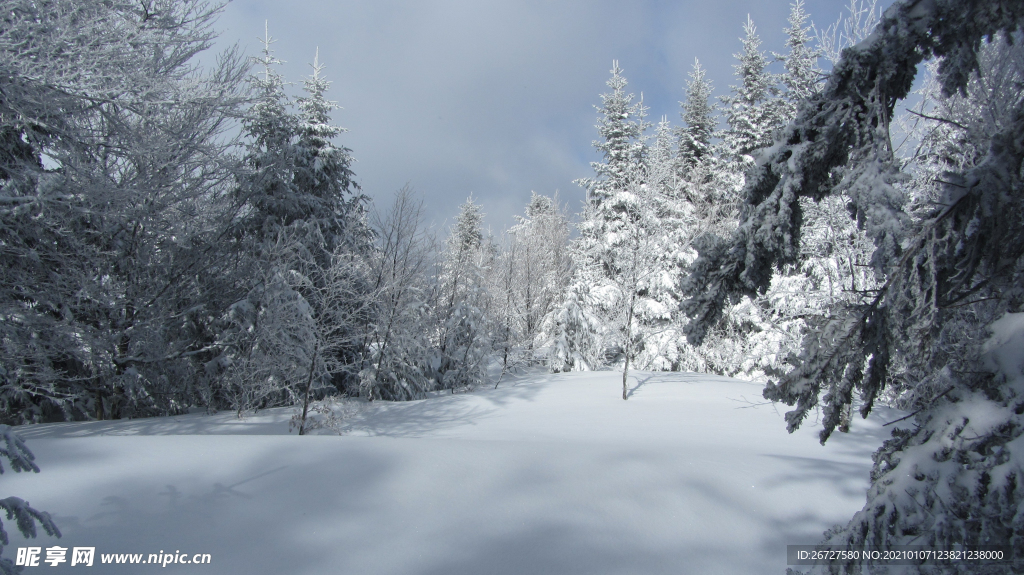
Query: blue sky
[{"left": 210, "top": 0, "right": 892, "bottom": 233}]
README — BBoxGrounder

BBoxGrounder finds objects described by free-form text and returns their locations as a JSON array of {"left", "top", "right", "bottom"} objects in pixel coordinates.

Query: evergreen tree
[
  {"left": 576, "top": 61, "right": 649, "bottom": 207},
  {"left": 677, "top": 59, "right": 717, "bottom": 169},
  {"left": 294, "top": 49, "right": 366, "bottom": 255},
  {"left": 557, "top": 62, "right": 652, "bottom": 379},
  {"left": 541, "top": 282, "right": 605, "bottom": 373},
  {"left": 720, "top": 17, "right": 786, "bottom": 161},
  {"left": 293, "top": 50, "right": 372, "bottom": 390},
  {"left": 573, "top": 61, "right": 650, "bottom": 300},
  {"left": 774, "top": 0, "right": 822, "bottom": 109},
  {"left": 236, "top": 25, "right": 299, "bottom": 238},
  {"left": 0, "top": 426, "right": 60, "bottom": 574},
  {"left": 215, "top": 40, "right": 371, "bottom": 413}
]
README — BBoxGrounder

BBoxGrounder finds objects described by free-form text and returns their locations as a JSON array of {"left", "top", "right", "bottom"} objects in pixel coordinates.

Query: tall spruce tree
[
  {"left": 557, "top": 62, "right": 651, "bottom": 380},
  {"left": 236, "top": 25, "right": 299, "bottom": 238},
  {"left": 677, "top": 59, "right": 717, "bottom": 170},
  {"left": 576, "top": 61, "right": 649, "bottom": 207},
  {"left": 720, "top": 17, "right": 786, "bottom": 162},
  {"left": 294, "top": 49, "right": 367, "bottom": 255},
  {"left": 774, "top": 0, "right": 822, "bottom": 109}
]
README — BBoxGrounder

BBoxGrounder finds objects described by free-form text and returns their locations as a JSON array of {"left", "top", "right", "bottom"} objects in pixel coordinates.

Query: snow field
[{"left": 6, "top": 371, "right": 903, "bottom": 574}]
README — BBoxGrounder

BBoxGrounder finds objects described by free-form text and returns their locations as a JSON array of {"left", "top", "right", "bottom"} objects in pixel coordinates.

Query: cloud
[{"left": 210, "top": 0, "right": 879, "bottom": 232}]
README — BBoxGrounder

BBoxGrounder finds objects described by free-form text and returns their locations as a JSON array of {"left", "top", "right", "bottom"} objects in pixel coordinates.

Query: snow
[{"left": 6, "top": 370, "right": 905, "bottom": 574}]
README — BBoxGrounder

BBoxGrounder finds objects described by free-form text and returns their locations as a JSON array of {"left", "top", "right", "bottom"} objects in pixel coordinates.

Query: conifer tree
[
  {"left": 236, "top": 25, "right": 299, "bottom": 238},
  {"left": 294, "top": 49, "right": 366, "bottom": 255},
  {"left": 677, "top": 59, "right": 717, "bottom": 169},
  {"left": 576, "top": 61, "right": 649, "bottom": 207},
  {"left": 774, "top": 0, "right": 822, "bottom": 109},
  {"left": 720, "top": 17, "right": 786, "bottom": 161},
  {"left": 557, "top": 62, "right": 651, "bottom": 379},
  {"left": 573, "top": 61, "right": 650, "bottom": 296}
]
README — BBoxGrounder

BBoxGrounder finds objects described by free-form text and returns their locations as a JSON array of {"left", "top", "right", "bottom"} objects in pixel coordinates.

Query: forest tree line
[{"left": 0, "top": 0, "right": 894, "bottom": 424}]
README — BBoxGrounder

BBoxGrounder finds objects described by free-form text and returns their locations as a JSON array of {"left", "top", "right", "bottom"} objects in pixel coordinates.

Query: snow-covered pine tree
[
  {"left": 677, "top": 59, "right": 717, "bottom": 171},
  {"left": 294, "top": 49, "right": 368, "bottom": 254},
  {"left": 207, "top": 26, "right": 303, "bottom": 413},
  {"left": 704, "top": 0, "right": 865, "bottom": 384},
  {"left": 675, "top": 58, "right": 740, "bottom": 241},
  {"left": 576, "top": 61, "right": 649, "bottom": 208},
  {"left": 215, "top": 42, "right": 371, "bottom": 414},
  {"left": 633, "top": 119, "right": 693, "bottom": 372},
  {"left": 672, "top": 49, "right": 773, "bottom": 379},
  {"left": 559, "top": 62, "right": 651, "bottom": 380},
  {"left": 293, "top": 50, "right": 372, "bottom": 392},
  {"left": 680, "top": 0, "right": 1024, "bottom": 571},
  {"left": 540, "top": 282, "right": 605, "bottom": 374},
  {"left": 720, "top": 16, "right": 786, "bottom": 163},
  {"left": 235, "top": 24, "right": 299, "bottom": 239},
  {"left": 774, "top": 0, "right": 822, "bottom": 110}
]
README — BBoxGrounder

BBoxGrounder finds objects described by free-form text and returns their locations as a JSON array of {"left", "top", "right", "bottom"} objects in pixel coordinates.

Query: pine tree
[
  {"left": 0, "top": 426, "right": 60, "bottom": 574},
  {"left": 677, "top": 59, "right": 717, "bottom": 169},
  {"left": 294, "top": 49, "right": 366, "bottom": 255},
  {"left": 573, "top": 61, "right": 650, "bottom": 298},
  {"left": 774, "top": 0, "right": 822, "bottom": 109},
  {"left": 558, "top": 62, "right": 651, "bottom": 380},
  {"left": 720, "top": 16, "right": 786, "bottom": 161},
  {"left": 236, "top": 24, "right": 299, "bottom": 237},
  {"left": 293, "top": 50, "right": 372, "bottom": 392},
  {"left": 576, "top": 61, "right": 649, "bottom": 207}
]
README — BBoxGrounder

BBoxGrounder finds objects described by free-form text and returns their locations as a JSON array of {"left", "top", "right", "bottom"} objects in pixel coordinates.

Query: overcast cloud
[{"left": 209, "top": 0, "right": 890, "bottom": 233}]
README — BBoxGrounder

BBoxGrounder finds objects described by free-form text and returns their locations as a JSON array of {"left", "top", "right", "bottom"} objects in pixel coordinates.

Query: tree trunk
[
  {"left": 622, "top": 291, "right": 636, "bottom": 401},
  {"left": 622, "top": 354, "right": 630, "bottom": 401},
  {"left": 298, "top": 343, "right": 319, "bottom": 436}
]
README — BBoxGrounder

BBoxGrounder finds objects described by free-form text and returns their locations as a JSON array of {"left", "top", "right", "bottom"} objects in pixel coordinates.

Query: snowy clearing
[{"left": 7, "top": 371, "right": 903, "bottom": 574}]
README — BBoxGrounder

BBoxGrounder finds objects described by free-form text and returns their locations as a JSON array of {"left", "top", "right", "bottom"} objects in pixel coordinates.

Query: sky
[{"left": 208, "top": 0, "right": 893, "bottom": 235}]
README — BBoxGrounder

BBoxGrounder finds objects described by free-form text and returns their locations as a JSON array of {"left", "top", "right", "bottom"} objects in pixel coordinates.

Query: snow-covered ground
[{"left": 7, "top": 371, "right": 904, "bottom": 574}]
